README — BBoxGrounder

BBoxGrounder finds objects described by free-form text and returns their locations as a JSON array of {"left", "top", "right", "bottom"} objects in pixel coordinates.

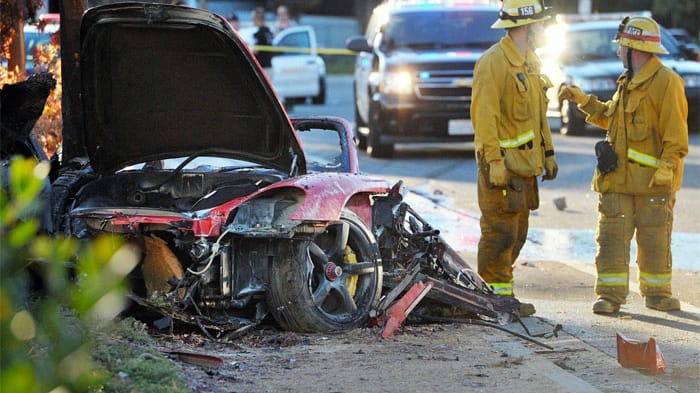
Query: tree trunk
[
  {"left": 59, "top": 0, "right": 87, "bottom": 161},
  {"left": 8, "top": 17, "right": 26, "bottom": 74}
]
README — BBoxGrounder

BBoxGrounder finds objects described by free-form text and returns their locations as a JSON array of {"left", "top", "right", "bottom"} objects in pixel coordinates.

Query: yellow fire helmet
[
  {"left": 491, "top": 0, "right": 552, "bottom": 29},
  {"left": 615, "top": 16, "right": 668, "bottom": 54}
]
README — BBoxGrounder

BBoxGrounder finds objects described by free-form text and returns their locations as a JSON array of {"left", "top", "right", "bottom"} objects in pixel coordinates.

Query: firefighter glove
[
  {"left": 543, "top": 156, "right": 558, "bottom": 181},
  {"left": 489, "top": 159, "right": 507, "bottom": 187},
  {"left": 648, "top": 166, "right": 673, "bottom": 188},
  {"left": 558, "top": 85, "right": 587, "bottom": 105}
]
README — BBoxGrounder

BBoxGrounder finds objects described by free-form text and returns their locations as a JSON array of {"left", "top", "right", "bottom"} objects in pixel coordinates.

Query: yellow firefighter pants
[
  {"left": 477, "top": 166, "right": 539, "bottom": 293},
  {"left": 595, "top": 192, "right": 675, "bottom": 304}
]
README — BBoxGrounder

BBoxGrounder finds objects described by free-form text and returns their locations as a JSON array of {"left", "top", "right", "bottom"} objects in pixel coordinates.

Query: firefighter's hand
[
  {"left": 489, "top": 159, "right": 507, "bottom": 187},
  {"left": 558, "top": 85, "right": 587, "bottom": 105},
  {"left": 648, "top": 166, "right": 673, "bottom": 188},
  {"left": 543, "top": 156, "right": 558, "bottom": 181}
]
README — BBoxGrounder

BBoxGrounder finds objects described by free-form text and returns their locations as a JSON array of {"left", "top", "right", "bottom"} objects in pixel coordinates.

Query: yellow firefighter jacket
[
  {"left": 471, "top": 35, "right": 555, "bottom": 177},
  {"left": 579, "top": 56, "right": 688, "bottom": 194}
]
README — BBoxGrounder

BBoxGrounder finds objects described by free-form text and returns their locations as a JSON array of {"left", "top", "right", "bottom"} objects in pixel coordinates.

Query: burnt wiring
[{"left": 186, "top": 226, "right": 233, "bottom": 275}]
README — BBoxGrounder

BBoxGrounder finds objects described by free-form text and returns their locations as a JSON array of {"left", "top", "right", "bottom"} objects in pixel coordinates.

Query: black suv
[{"left": 346, "top": 2, "right": 501, "bottom": 157}]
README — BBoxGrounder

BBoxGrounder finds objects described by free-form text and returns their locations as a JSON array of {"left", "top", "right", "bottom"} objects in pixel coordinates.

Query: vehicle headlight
[
  {"left": 383, "top": 71, "right": 413, "bottom": 95},
  {"left": 232, "top": 198, "right": 298, "bottom": 231},
  {"left": 574, "top": 77, "right": 617, "bottom": 92},
  {"left": 682, "top": 74, "right": 700, "bottom": 88},
  {"left": 233, "top": 200, "right": 276, "bottom": 230}
]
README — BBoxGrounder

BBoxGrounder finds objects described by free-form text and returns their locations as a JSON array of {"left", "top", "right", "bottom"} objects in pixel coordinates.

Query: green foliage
[
  {"left": 0, "top": 156, "right": 137, "bottom": 393},
  {"left": 93, "top": 331, "right": 190, "bottom": 393}
]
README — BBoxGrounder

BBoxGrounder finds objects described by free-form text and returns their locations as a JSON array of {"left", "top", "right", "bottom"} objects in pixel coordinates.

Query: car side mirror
[
  {"left": 678, "top": 43, "right": 699, "bottom": 61},
  {"left": 346, "top": 36, "right": 373, "bottom": 53}
]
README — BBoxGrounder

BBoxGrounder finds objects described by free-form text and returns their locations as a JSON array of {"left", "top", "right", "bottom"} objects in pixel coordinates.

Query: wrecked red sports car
[
  {"left": 3, "top": 3, "right": 519, "bottom": 337},
  {"left": 47, "top": 3, "right": 390, "bottom": 333}
]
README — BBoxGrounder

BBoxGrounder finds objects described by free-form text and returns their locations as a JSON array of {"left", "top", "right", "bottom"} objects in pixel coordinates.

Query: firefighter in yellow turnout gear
[
  {"left": 559, "top": 16, "right": 688, "bottom": 313},
  {"left": 471, "top": 0, "right": 557, "bottom": 317}
]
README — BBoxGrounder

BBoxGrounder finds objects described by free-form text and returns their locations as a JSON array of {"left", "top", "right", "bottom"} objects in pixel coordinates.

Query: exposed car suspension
[{"left": 372, "top": 181, "right": 520, "bottom": 324}]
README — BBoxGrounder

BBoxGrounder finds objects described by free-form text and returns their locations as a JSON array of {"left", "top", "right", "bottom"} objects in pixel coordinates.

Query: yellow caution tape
[{"left": 253, "top": 45, "right": 357, "bottom": 56}]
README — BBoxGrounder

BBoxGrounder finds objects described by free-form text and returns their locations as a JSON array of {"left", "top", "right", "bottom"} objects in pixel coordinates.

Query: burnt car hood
[{"left": 75, "top": 3, "right": 304, "bottom": 175}]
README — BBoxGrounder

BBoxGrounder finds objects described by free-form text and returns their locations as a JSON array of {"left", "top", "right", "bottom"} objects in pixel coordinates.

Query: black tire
[
  {"left": 50, "top": 168, "right": 95, "bottom": 234},
  {"left": 311, "top": 77, "right": 326, "bottom": 105},
  {"left": 367, "top": 103, "right": 394, "bottom": 158},
  {"left": 560, "top": 99, "right": 585, "bottom": 136},
  {"left": 267, "top": 210, "right": 383, "bottom": 333}
]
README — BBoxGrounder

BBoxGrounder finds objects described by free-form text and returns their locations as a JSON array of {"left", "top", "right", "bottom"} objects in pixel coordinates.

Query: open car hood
[{"left": 75, "top": 3, "right": 305, "bottom": 175}]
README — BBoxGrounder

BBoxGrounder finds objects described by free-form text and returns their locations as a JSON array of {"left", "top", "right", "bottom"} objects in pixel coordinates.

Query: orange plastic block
[{"left": 616, "top": 332, "right": 666, "bottom": 375}]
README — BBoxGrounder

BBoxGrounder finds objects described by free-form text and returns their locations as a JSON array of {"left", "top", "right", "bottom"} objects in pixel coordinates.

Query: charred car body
[{"left": 4, "top": 3, "right": 518, "bottom": 335}]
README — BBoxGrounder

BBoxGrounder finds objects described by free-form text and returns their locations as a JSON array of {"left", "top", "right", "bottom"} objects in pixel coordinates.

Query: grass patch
[{"left": 92, "top": 318, "right": 189, "bottom": 393}]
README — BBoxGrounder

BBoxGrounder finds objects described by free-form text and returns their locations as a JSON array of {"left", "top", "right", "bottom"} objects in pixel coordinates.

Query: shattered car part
[
  {"left": 159, "top": 349, "right": 224, "bottom": 369},
  {"left": 1, "top": 72, "right": 54, "bottom": 162},
  {"left": 379, "top": 279, "right": 433, "bottom": 339},
  {"left": 1, "top": 73, "right": 56, "bottom": 233},
  {"left": 372, "top": 181, "right": 520, "bottom": 324}
]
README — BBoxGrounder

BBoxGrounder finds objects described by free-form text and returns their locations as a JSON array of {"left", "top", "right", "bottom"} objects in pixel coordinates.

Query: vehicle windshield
[
  {"left": 295, "top": 127, "right": 347, "bottom": 173},
  {"left": 558, "top": 27, "right": 682, "bottom": 64},
  {"left": 381, "top": 10, "right": 501, "bottom": 50},
  {"left": 120, "top": 156, "right": 263, "bottom": 172}
]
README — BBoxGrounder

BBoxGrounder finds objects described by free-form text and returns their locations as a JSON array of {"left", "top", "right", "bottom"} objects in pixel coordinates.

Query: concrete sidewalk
[
  {"left": 501, "top": 259, "right": 700, "bottom": 393},
  {"left": 405, "top": 189, "right": 700, "bottom": 392}
]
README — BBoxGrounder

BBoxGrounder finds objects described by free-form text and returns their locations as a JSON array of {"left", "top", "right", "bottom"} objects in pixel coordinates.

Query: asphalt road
[{"left": 288, "top": 74, "right": 700, "bottom": 392}]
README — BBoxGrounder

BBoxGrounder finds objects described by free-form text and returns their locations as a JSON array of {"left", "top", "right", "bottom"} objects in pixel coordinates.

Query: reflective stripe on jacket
[
  {"left": 499, "top": 130, "right": 535, "bottom": 149},
  {"left": 627, "top": 148, "right": 659, "bottom": 168},
  {"left": 471, "top": 35, "right": 554, "bottom": 178},
  {"left": 579, "top": 56, "right": 688, "bottom": 194}
]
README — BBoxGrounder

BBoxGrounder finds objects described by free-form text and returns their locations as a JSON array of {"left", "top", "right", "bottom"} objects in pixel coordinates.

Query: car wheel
[
  {"left": 367, "top": 103, "right": 394, "bottom": 158},
  {"left": 560, "top": 99, "right": 585, "bottom": 136},
  {"left": 311, "top": 77, "right": 326, "bottom": 105},
  {"left": 268, "top": 209, "right": 383, "bottom": 333}
]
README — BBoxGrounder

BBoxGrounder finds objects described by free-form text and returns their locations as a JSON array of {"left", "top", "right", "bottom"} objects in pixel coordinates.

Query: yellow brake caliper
[{"left": 344, "top": 246, "right": 358, "bottom": 296}]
